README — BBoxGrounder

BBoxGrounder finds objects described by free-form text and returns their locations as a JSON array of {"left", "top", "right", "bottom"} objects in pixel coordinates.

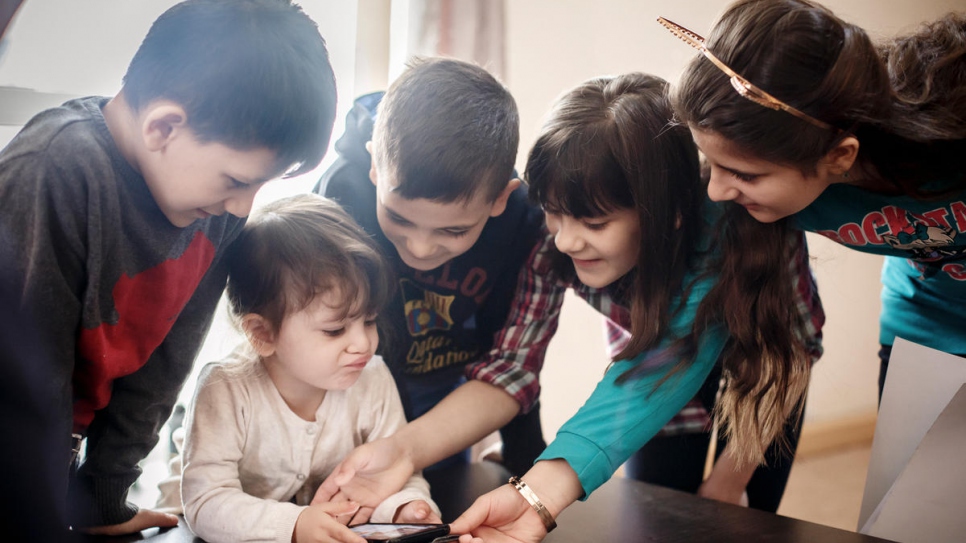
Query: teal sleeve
[
  {"left": 538, "top": 207, "right": 731, "bottom": 498},
  {"left": 537, "top": 327, "right": 726, "bottom": 497}
]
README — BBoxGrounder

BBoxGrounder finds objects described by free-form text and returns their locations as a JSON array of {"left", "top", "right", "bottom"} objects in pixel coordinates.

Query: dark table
[{"left": 83, "top": 461, "right": 896, "bottom": 542}]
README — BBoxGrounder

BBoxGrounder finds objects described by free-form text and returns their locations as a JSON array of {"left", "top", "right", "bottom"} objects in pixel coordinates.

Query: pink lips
[
  {"left": 737, "top": 200, "right": 761, "bottom": 212},
  {"left": 571, "top": 257, "right": 601, "bottom": 269},
  {"left": 345, "top": 357, "right": 370, "bottom": 371}
]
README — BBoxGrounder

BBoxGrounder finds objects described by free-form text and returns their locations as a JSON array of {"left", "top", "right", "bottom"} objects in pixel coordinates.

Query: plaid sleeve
[
  {"left": 466, "top": 231, "right": 568, "bottom": 414},
  {"left": 790, "top": 229, "right": 825, "bottom": 363}
]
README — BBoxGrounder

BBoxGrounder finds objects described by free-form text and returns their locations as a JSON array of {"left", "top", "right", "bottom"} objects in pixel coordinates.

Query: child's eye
[
  {"left": 582, "top": 220, "right": 609, "bottom": 231},
  {"left": 228, "top": 177, "right": 248, "bottom": 189},
  {"left": 364, "top": 317, "right": 378, "bottom": 327},
  {"left": 445, "top": 230, "right": 470, "bottom": 238},
  {"left": 321, "top": 328, "right": 345, "bottom": 337},
  {"left": 730, "top": 171, "right": 758, "bottom": 183}
]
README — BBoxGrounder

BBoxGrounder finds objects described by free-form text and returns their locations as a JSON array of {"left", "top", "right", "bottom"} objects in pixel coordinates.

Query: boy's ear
[
  {"left": 241, "top": 314, "right": 277, "bottom": 357},
  {"left": 366, "top": 141, "right": 378, "bottom": 187},
  {"left": 488, "top": 178, "right": 522, "bottom": 218},
  {"left": 141, "top": 102, "right": 189, "bottom": 152},
  {"left": 822, "top": 135, "right": 860, "bottom": 176}
]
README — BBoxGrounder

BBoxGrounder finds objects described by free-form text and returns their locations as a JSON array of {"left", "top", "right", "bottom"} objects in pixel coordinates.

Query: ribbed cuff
[{"left": 66, "top": 473, "right": 139, "bottom": 528}]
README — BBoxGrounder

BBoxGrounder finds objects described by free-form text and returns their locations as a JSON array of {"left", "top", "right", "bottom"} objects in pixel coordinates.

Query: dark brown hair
[
  {"left": 880, "top": 12, "right": 966, "bottom": 142},
  {"left": 226, "top": 194, "right": 393, "bottom": 332},
  {"left": 697, "top": 206, "right": 812, "bottom": 465},
  {"left": 527, "top": 73, "right": 812, "bottom": 465},
  {"left": 872, "top": 12, "right": 966, "bottom": 193},
  {"left": 371, "top": 57, "right": 519, "bottom": 203},
  {"left": 527, "top": 73, "right": 702, "bottom": 361},
  {"left": 672, "top": 0, "right": 966, "bottom": 195},
  {"left": 667, "top": 0, "right": 966, "bottom": 461}
]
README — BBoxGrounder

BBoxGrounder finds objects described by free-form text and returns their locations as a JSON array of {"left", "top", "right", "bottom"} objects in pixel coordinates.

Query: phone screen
[{"left": 349, "top": 523, "right": 449, "bottom": 543}]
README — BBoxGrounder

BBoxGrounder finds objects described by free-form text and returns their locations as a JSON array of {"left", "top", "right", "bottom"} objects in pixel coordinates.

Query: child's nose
[
  {"left": 405, "top": 235, "right": 435, "bottom": 260},
  {"left": 346, "top": 324, "right": 372, "bottom": 353},
  {"left": 552, "top": 220, "right": 583, "bottom": 254},
  {"left": 224, "top": 193, "right": 257, "bottom": 218},
  {"left": 706, "top": 170, "right": 740, "bottom": 202}
]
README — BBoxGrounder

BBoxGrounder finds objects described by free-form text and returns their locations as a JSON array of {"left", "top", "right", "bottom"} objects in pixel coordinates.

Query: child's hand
[
  {"left": 312, "top": 436, "right": 415, "bottom": 524},
  {"left": 393, "top": 499, "right": 441, "bottom": 524},
  {"left": 81, "top": 508, "right": 180, "bottom": 536},
  {"left": 294, "top": 502, "right": 368, "bottom": 543},
  {"left": 697, "top": 478, "right": 750, "bottom": 506},
  {"left": 696, "top": 443, "right": 755, "bottom": 507}
]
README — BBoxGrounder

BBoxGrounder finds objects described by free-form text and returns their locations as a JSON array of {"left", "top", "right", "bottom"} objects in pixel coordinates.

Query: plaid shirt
[{"left": 467, "top": 227, "right": 825, "bottom": 436}]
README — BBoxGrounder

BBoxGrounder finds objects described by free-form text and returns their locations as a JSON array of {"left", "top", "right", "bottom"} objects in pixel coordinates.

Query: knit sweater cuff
[
  {"left": 274, "top": 503, "right": 306, "bottom": 543},
  {"left": 67, "top": 474, "right": 139, "bottom": 528}
]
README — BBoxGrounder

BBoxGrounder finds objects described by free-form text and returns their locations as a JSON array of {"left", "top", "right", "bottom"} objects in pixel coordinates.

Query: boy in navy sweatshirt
[{"left": 315, "top": 59, "right": 547, "bottom": 499}]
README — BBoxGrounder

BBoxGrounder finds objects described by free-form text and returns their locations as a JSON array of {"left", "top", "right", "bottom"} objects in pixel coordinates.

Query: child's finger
[
  {"left": 349, "top": 505, "right": 374, "bottom": 525},
  {"left": 312, "top": 472, "right": 347, "bottom": 504},
  {"left": 395, "top": 501, "right": 442, "bottom": 524},
  {"left": 315, "top": 500, "right": 361, "bottom": 517},
  {"left": 407, "top": 502, "right": 429, "bottom": 520}
]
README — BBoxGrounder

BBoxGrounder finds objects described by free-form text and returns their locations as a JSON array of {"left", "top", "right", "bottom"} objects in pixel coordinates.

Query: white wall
[{"left": 503, "top": 0, "right": 966, "bottom": 438}]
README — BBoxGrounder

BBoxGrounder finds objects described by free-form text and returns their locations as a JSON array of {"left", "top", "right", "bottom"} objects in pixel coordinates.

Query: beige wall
[{"left": 502, "top": 0, "right": 966, "bottom": 439}]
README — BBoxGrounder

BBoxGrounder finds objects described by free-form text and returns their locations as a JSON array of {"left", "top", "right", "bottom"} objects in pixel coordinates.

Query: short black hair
[
  {"left": 123, "top": 0, "right": 337, "bottom": 176},
  {"left": 371, "top": 57, "right": 519, "bottom": 203}
]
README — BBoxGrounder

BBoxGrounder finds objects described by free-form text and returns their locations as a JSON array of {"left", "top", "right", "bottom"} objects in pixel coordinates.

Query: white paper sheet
[
  {"left": 858, "top": 338, "right": 966, "bottom": 529},
  {"left": 861, "top": 384, "right": 966, "bottom": 542}
]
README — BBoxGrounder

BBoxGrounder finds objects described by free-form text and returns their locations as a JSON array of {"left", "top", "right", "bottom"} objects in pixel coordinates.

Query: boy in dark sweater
[
  {"left": 313, "top": 58, "right": 546, "bottom": 513},
  {"left": 0, "top": 0, "right": 336, "bottom": 535}
]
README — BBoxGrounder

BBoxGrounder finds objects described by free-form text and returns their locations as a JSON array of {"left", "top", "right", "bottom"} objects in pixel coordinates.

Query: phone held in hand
[{"left": 349, "top": 522, "right": 450, "bottom": 543}]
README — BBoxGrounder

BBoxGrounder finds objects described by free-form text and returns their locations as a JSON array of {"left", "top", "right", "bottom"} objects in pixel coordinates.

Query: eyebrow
[
  {"left": 700, "top": 152, "right": 760, "bottom": 177},
  {"left": 384, "top": 207, "right": 414, "bottom": 225}
]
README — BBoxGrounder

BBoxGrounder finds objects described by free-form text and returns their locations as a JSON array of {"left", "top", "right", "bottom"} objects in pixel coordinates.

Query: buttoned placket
[{"left": 296, "top": 422, "right": 319, "bottom": 483}]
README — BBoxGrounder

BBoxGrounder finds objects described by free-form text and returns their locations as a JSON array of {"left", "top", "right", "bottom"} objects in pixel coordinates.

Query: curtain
[{"left": 406, "top": 0, "right": 506, "bottom": 80}]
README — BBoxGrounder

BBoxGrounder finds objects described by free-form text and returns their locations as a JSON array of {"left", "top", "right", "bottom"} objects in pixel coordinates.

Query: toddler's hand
[
  {"left": 294, "top": 501, "right": 368, "bottom": 543},
  {"left": 393, "top": 499, "right": 441, "bottom": 524}
]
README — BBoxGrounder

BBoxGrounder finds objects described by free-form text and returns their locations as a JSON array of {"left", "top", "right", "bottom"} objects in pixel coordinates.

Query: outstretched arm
[{"left": 452, "top": 270, "right": 728, "bottom": 541}]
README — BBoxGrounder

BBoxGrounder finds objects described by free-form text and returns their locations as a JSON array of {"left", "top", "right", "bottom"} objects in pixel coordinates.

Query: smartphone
[{"left": 349, "top": 523, "right": 450, "bottom": 543}]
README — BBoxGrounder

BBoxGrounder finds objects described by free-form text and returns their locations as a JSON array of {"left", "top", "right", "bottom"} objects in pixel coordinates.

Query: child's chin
[
  {"left": 575, "top": 271, "right": 616, "bottom": 290},
  {"left": 331, "top": 375, "right": 363, "bottom": 390}
]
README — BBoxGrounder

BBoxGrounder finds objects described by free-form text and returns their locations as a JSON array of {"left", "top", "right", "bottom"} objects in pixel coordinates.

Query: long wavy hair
[
  {"left": 527, "top": 73, "right": 812, "bottom": 465},
  {"left": 669, "top": 0, "right": 966, "bottom": 463}
]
